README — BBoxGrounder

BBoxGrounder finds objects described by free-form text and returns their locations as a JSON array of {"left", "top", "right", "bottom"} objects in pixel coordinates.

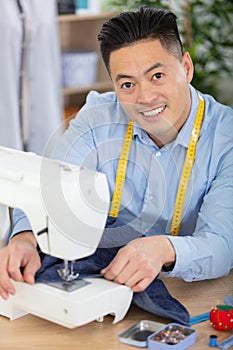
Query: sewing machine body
[
  {"left": 0, "top": 147, "right": 133, "bottom": 328},
  {"left": 0, "top": 278, "right": 132, "bottom": 328},
  {"left": 0, "top": 147, "right": 110, "bottom": 260}
]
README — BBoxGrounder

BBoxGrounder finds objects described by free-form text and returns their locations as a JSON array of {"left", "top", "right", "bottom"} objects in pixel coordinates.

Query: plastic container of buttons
[{"left": 147, "top": 323, "right": 197, "bottom": 349}]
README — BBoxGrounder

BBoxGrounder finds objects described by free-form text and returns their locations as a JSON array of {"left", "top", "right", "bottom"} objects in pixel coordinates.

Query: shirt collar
[{"left": 174, "top": 85, "right": 200, "bottom": 148}]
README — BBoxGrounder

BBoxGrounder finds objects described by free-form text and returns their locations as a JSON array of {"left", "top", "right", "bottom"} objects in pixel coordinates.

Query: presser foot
[
  {"left": 47, "top": 278, "right": 91, "bottom": 292},
  {"left": 49, "top": 259, "right": 101, "bottom": 292}
]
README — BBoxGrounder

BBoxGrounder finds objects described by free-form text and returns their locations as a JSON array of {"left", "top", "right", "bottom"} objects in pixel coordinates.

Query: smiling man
[
  {"left": 0, "top": 6, "right": 233, "bottom": 300},
  {"left": 109, "top": 39, "right": 193, "bottom": 147}
]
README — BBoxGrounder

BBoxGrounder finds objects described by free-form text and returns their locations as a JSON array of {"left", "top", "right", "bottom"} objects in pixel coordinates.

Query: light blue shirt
[{"left": 12, "top": 85, "right": 233, "bottom": 282}]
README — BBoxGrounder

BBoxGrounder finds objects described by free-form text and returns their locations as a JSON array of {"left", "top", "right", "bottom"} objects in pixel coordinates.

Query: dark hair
[{"left": 98, "top": 6, "right": 183, "bottom": 72}]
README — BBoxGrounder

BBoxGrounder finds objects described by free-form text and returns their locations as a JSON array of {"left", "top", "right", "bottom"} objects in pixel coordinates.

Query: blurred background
[
  {"left": 2, "top": 0, "right": 231, "bottom": 154},
  {"left": 101, "top": 0, "right": 233, "bottom": 107}
]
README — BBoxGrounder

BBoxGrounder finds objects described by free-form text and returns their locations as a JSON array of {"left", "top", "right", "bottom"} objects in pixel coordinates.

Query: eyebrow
[
  {"left": 144, "top": 62, "right": 164, "bottom": 75},
  {"left": 115, "top": 62, "right": 164, "bottom": 83},
  {"left": 115, "top": 74, "right": 133, "bottom": 83}
]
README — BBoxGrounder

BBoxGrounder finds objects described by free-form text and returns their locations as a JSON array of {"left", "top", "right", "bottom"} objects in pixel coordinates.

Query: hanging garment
[{"left": 0, "top": 0, "right": 63, "bottom": 154}]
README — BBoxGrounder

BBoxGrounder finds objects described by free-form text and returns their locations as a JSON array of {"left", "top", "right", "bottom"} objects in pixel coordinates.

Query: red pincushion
[{"left": 210, "top": 304, "right": 233, "bottom": 331}]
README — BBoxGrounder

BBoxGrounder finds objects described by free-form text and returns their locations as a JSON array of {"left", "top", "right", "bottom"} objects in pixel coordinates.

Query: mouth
[{"left": 140, "top": 105, "right": 166, "bottom": 118}]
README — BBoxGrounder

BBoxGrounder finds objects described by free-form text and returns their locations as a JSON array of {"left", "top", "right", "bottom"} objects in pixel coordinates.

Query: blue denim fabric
[{"left": 35, "top": 247, "right": 190, "bottom": 326}]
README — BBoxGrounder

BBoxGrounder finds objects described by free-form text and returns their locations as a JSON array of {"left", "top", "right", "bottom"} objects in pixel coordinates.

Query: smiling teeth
[{"left": 143, "top": 106, "right": 165, "bottom": 117}]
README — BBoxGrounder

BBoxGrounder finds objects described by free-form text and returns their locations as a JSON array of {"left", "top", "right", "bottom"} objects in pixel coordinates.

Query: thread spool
[{"left": 209, "top": 334, "right": 218, "bottom": 347}]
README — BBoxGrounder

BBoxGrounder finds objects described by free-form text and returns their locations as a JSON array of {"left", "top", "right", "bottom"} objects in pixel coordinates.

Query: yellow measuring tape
[
  {"left": 109, "top": 92, "right": 205, "bottom": 237},
  {"left": 170, "top": 92, "right": 205, "bottom": 235},
  {"left": 109, "top": 119, "right": 134, "bottom": 217}
]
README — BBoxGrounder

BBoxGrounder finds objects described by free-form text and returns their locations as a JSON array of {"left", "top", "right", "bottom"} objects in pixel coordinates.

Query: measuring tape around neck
[
  {"left": 109, "top": 91, "right": 205, "bottom": 237},
  {"left": 170, "top": 91, "right": 205, "bottom": 235},
  {"left": 109, "top": 119, "right": 134, "bottom": 217}
]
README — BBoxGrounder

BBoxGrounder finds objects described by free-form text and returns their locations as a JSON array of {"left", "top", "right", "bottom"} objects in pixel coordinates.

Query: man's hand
[
  {"left": 101, "top": 236, "right": 175, "bottom": 292},
  {"left": 0, "top": 232, "right": 41, "bottom": 300}
]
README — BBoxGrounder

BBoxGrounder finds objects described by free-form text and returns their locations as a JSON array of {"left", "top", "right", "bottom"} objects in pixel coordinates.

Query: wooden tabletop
[{"left": 0, "top": 270, "right": 232, "bottom": 350}]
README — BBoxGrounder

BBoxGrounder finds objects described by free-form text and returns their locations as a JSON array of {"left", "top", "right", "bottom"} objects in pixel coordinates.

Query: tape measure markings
[
  {"left": 109, "top": 92, "right": 205, "bottom": 238},
  {"left": 109, "top": 120, "right": 134, "bottom": 217},
  {"left": 170, "top": 92, "right": 205, "bottom": 236}
]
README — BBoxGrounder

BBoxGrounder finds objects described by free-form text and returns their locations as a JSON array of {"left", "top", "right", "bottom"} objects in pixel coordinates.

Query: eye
[
  {"left": 152, "top": 72, "right": 163, "bottom": 80},
  {"left": 121, "top": 82, "right": 134, "bottom": 89}
]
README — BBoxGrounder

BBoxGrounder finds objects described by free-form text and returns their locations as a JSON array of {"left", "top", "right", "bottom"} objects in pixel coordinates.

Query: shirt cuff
[
  {"left": 10, "top": 208, "right": 32, "bottom": 240},
  {"left": 162, "top": 235, "right": 193, "bottom": 280}
]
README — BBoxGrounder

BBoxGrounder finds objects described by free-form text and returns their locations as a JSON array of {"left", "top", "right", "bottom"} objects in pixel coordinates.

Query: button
[{"left": 155, "top": 151, "right": 161, "bottom": 157}]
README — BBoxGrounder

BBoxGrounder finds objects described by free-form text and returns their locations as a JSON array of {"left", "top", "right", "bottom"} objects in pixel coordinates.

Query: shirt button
[{"left": 155, "top": 151, "right": 161, "bottom": 157}]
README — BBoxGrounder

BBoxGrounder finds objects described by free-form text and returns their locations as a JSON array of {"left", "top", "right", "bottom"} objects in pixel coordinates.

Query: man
[{"left": 0, "top": 6, "right": 232, "bottom": 300}]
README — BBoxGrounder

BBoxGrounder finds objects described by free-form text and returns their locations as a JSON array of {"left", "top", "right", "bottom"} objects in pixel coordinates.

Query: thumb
[
  {"left": 23, "top": 267, "right": 36, "bottom": 284},
  {"left": 22, "top": 259, "right": 41, "bottom": 284}
]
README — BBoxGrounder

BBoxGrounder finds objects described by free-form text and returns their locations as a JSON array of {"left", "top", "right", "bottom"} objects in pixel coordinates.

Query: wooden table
[{"left": 0, "top": 270, "right": 232, "bottom": 350}]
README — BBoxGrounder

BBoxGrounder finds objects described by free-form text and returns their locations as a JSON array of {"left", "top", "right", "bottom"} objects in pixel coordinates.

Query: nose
[{"left": 135, "top": 82, "right": 160, "bottom": 106}]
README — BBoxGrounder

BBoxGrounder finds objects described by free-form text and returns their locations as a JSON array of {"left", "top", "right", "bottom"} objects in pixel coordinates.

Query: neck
[{"left": 148, "top": 128, "right": 179, "bottom": 148}]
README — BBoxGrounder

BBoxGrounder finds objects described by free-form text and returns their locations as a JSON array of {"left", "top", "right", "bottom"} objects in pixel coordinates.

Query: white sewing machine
[{"left": 0, "top": 147, "right": 133, "bottom": 328}]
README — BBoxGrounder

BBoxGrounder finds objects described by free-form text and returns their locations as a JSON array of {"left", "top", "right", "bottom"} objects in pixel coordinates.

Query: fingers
[
  {"left": 101, "top": 244, "right": 134, "bottom": 280},
  {"left": 119, "top": 269, "right": 154, "bottom": 292},
  {"left": 0, "top": 251, "right": 40, "bottom": 299},
  {"left": 22, "top": 255, "right": 41, "bottom": 285},
  {"left": 130, "top": 277, "right": 154, "bottom": 292},
  {"left": 101, "top": 244, "right": 158, "bottom": 292},
  {"left": 0, "top": 274, "right": 16, "bottom": 300},
  {"left": 0, "top": 234, "right": 41, "bottom": 299},
  {"left": 102, "top": 261, "right": 155, "bottom": 292},
  {"left": 102, "top": 236, "right": 176, "bottom": 292},
  {"left": 0, "top": 248, "right": 17, "bottom": 299},
  {"left": 7, "top": 252, "right": 25, "bottom": 282},
  {"left": 0, "top": 288, "right": 12, "bottom": 300}
]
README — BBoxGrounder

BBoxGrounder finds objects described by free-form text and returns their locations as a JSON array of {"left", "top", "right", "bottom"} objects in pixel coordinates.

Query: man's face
[{"left": 109, "top": 39, "right": 194, "bottom": 146}]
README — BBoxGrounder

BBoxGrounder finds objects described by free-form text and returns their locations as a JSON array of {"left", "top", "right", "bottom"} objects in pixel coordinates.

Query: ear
[{"left": 182, "top": 52, "right": 194, "bottom": 83}]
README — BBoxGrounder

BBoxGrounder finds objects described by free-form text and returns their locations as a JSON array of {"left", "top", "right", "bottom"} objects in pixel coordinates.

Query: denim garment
[{"left": 35, "top": 247, "right": 190, "bottom": 326}]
